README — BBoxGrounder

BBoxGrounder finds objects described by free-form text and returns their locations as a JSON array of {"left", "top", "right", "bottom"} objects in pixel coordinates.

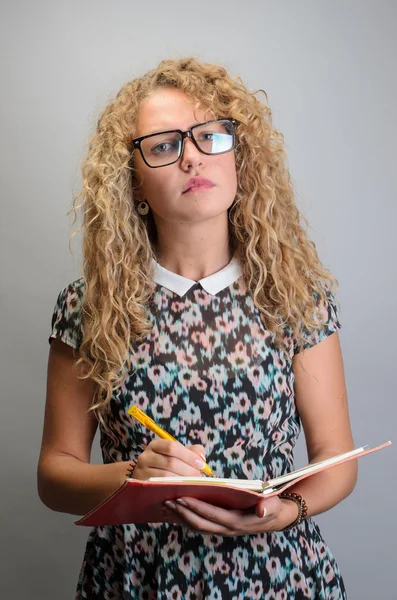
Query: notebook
[{"left": 76, "top": 441, "right": 391, "bottom": 526}]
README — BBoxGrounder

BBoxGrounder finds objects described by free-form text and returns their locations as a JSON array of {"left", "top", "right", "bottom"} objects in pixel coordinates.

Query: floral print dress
[{"left": 49, "top": 257, "right": 347, "bottom": 600}]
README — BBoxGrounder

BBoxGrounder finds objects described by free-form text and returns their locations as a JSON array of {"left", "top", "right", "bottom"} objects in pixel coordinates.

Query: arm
[
  {"left": 286, "top": 330, "right": 358, "bottom": 516},
  {"left": 37, "top": 339, "right": 207, "bottom": 517},
  {"left": 37, "top": 339, "right": 130, "bottom": 516},
  {"left": 162, "top": 331, "right": 358, "bottom": 534}
]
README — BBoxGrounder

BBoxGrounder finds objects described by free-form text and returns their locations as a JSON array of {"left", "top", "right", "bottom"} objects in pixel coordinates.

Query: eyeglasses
[{"left": 131, "top": 118, "right": 237, "bottom": 168}]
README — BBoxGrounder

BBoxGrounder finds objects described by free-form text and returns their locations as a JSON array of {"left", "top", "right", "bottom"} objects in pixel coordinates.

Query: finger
[
  {"left": 255, "top": 499, "right": 269, "bottom": 519},
  {"left": 148, "top": 439, "right": 207, "bottom": 472},
  {"left": 140, "top": 450, "right": 205, "bottom": 478},
  {"left": 176, "top": 497, "right": 280, "bottom": 533},
  {"left": 172, "top": 497, "right": 246, "bottom": 530},
  {"left": 160, "top": 506, "right": 186, "bottom": 526},
  {"left": 166, "top": 500, "right": 236, "bottom": 536},
  {"left": 255, "top": 496, "right": 282, "bottom": 519},
  {"left": 138, "top": 457, "right": 204, "bottom": 478},
  {"left": 187, "top": 444, "right": 207, "bottom": 461}
]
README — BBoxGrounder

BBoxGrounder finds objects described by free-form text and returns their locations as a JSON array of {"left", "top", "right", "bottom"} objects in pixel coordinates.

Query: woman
[{"left": 38, "top": 57, "right": 357, "bottom": 599}]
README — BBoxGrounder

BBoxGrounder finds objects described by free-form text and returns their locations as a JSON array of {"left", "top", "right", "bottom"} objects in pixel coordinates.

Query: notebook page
[
  {"left": 263, "top": 446, "right": 367, "bottom": 490},
  {"left": 147, "top": 477, "right": 264, "bottom": 491}
]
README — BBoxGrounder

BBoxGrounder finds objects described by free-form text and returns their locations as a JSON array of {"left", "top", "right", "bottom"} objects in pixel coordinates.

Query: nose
[{"left": 179, "top": 136, "right": 203, "bottom": 169}]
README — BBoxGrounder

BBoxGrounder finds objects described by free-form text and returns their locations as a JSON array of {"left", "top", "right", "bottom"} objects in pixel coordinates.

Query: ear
[
  {"left": 131, "top": 175, "right": 145, "bottom": 203},
  {"left": 133, "top": 189, "right": 144, "bottom": 203}
]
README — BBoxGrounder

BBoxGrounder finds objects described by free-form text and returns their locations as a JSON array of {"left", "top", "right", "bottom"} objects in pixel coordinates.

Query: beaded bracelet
[
  {"left": 126, "top": 460, "right": 137, "bottom": 479},
  {"left": 278, "top": 492, "right": 308, "bottom": 531}
]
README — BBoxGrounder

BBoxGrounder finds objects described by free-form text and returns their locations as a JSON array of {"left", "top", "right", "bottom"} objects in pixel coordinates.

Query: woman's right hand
[{"left": 132, "top": 440, "right": 207, "bottom": 480}]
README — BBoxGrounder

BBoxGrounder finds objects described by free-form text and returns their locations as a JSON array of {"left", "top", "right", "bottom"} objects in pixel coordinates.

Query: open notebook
[{"left": 76, "top": 441, "right": 391, "bottom": 526}]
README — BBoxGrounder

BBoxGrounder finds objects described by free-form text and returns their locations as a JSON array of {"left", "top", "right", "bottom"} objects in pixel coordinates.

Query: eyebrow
[{"left": 144, "top": 120, "right": 212, "bottom": 137}]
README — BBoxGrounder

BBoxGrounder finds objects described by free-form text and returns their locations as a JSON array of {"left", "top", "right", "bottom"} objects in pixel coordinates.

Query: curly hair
[{"left": 69, "top": 56, "right": 337, "bottom": 423}]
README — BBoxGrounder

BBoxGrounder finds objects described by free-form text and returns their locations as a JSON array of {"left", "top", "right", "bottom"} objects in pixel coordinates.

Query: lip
[{"left": 182, "top": 177, "right": 215, "bottom": 193}]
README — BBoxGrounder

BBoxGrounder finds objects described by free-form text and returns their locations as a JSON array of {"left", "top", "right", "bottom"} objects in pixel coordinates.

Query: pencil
[{"left": 128, "top": 405, "right": 214, "bottom": 476}]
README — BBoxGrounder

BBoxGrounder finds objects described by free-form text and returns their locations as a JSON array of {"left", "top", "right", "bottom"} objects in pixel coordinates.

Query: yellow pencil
[{"left": 128, "top": 405, "right": 214, "bottom": 477}]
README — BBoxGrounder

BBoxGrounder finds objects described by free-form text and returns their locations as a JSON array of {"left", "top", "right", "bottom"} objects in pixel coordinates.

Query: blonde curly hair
[{"left": 69, "top": 56, "right": 337, "bottom": 422}]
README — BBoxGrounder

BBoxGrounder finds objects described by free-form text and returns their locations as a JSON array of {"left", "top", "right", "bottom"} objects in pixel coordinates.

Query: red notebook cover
[{"left": 76, "top": 441, "right": 391, "bottom": 527}]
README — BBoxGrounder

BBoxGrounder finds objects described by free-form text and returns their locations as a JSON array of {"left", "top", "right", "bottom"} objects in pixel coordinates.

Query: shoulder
[
  {"left": 293, "top": 286, "right": 341, "bottom": 356},
  {"left": 49, "top": 278, "right": 86, "bottom": 350},
  {"left": 58, "top": 277, "right": 86, "bottom": 299},
  {"left": 53, "top": 277, "right": 86, "bottom": 311}
]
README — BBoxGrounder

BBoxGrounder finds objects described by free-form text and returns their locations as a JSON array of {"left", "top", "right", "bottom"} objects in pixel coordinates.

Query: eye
[
  {"left": 199, "top": 132, "right": 214, "bottom": 141},
  {"left": 149, "top": 133, "right": 180, "bottom": 155},
  {"left": 151, "top": 142, "right": 174, "bottom": 154}
]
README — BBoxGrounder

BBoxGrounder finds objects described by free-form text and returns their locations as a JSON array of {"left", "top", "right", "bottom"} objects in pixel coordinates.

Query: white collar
[{"left": 152, "top": 256, "right": 242, "bottom": 297}]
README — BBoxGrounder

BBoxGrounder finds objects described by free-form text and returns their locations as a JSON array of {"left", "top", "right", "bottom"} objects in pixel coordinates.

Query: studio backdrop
[{"left": 0, "top": 1, "right": 395, "bottom": 599}]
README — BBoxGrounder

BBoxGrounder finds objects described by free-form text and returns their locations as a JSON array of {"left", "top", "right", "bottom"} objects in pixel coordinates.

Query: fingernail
[
  {"left": 194, "top": 458, "right": 206, "bottom": 469},
  {"left": 176, "top": 498, "right": 188, "bottom": 507},
  {"left": 165, "top": 500, "right": 176, "bottom": 510},
  {"left": 261, "top": 507, "right": 267, "bottom": 518},
  {"left": 195, "top": 445, "right": 206, "bottom": 457}
]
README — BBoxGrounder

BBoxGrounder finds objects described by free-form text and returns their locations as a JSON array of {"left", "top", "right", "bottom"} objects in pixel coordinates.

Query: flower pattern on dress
[{"left": 48, "top": 273, "right": 345, "bottom": 600}]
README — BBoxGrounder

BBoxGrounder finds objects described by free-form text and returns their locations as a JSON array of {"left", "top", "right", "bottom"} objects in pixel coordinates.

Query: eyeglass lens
[{"left": 140, "top": 120, "right": 234, "bottom": 167}]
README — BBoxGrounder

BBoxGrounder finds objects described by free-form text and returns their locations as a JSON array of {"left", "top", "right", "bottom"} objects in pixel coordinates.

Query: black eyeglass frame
[{"left": 130, "top": 118, "right": 238, "bottom": 168}]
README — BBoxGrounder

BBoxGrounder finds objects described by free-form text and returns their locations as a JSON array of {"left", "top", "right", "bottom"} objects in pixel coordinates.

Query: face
[{"left": 132, "top": 88, "right": 238, "bottom": 225}]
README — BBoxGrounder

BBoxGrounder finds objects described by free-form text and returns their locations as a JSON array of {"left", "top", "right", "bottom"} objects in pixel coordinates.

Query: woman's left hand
[{"left": 162, "top": 494, "right": 299, "bottom": 536}]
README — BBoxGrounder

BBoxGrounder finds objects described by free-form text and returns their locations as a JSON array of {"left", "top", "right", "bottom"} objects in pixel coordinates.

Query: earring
[{"left": 137, "top": 201, "right": 149, "bottom": 216}]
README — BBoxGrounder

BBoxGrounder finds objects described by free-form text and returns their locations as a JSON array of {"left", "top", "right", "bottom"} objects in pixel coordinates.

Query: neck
[{"left": 154, "top": 215, "right": 232, "bottom": 280}]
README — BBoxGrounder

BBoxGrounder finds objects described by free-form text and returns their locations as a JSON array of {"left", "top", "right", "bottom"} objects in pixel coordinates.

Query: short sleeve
[
  {"left": 48, "top": 278, "right": 85, "bottom": 350},
  {"left": 293, "top": 290, "right": 341, "bottom": 355}
]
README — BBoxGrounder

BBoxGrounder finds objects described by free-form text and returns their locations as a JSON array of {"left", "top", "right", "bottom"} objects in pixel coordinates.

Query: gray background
[{"left": 1, "top": 1, "right": 396, "bottom": 598}]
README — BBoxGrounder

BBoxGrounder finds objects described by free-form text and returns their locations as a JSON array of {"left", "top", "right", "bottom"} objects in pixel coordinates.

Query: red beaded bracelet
[{"left": 278, "top": 492, "right": 308, "bottom": 531}]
